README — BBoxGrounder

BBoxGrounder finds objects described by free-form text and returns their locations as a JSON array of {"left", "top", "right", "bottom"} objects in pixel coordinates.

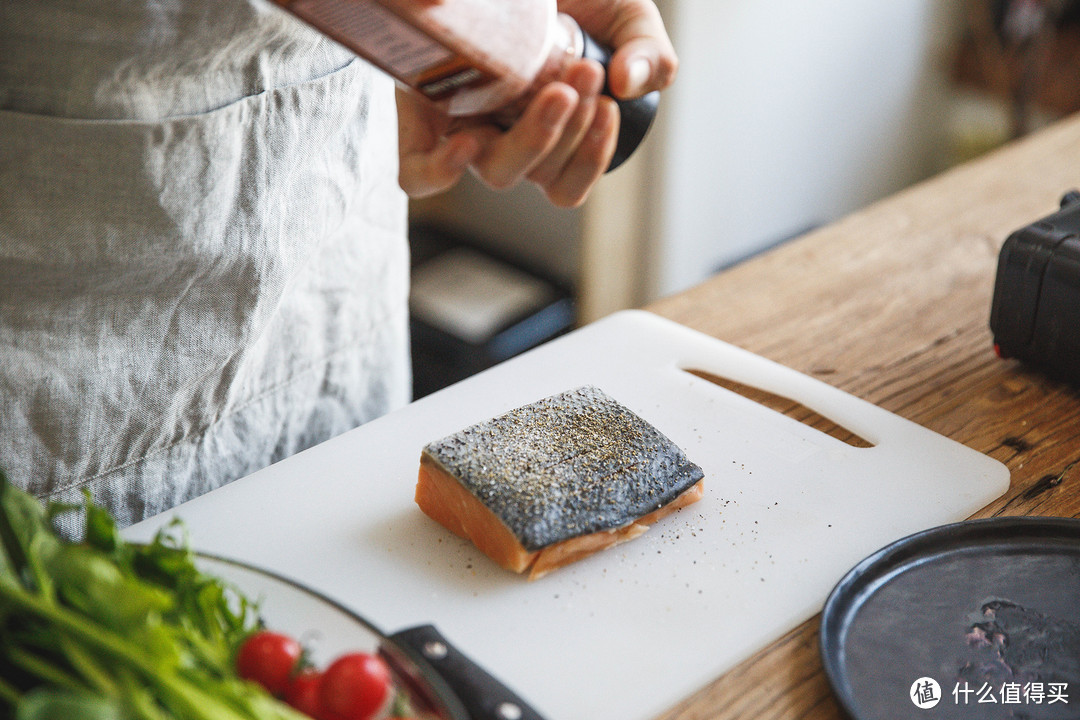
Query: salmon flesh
[{"left": 415, "top": 385, "right": 705, "bottom": 579}]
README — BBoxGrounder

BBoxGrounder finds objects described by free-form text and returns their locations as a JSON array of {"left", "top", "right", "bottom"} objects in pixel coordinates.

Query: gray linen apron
[{"left": 0, "top": 0, "right": 411, "bottom": 533}]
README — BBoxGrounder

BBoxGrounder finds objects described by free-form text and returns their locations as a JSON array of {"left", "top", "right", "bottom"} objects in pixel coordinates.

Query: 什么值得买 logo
[{"left": 910, "top": 676, "right": 1070, "bottom": 710}]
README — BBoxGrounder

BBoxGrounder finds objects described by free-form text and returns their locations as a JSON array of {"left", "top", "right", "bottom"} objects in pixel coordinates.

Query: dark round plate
[{"left": 820, "top": 517, "right": 1080, "bottom": 720}]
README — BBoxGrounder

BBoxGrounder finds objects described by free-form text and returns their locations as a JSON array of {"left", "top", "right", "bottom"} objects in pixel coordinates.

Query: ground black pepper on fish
[{"left": 416, "top": 385, "right": 705, "bottom": 578}]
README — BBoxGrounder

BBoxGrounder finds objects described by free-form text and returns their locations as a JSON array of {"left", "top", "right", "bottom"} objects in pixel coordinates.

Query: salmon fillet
[{"left": 415, "top": 385, "right": 705, "bottom": 580}]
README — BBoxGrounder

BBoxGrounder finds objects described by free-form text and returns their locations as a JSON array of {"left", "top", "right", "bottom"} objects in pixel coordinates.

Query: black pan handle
[{"left": 385, "top": 624, "right": 547, "bottom": 720}]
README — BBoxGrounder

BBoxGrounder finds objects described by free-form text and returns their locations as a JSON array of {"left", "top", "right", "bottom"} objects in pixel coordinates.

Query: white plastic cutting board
[{"left": 124, "top": 310, "right": 1009, "bottom": 720}]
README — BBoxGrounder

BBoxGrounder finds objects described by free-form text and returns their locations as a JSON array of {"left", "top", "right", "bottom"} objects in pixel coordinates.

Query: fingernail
[
  {"left": 447, "top": 137, "right": 476, "bottom": 168},
  {"left": 449, "top": 146, "right": 472, "bottom": 169},
  {"left": 626, "top": 57, "right": 652, "bottom": 96},
  {"left": 589, "top": 99, "right": 617, "bottom": 141},
  {"left": 571, "top": 62, "right": 605, "bottom": 97},
  {"left": 542, "top": 93, "right": 573, "bottom": 128}
]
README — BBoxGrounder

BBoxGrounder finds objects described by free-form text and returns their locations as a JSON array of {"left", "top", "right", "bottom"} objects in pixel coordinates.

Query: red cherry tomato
[
  {"left": 235, "top": 631, "right": 302, "bottom": 697},
  {"left": 318, "top": 653, "right": 392, "bottom": 720},
  {"left": 286, "top": 668, "right": 326, "bottom": 717}
]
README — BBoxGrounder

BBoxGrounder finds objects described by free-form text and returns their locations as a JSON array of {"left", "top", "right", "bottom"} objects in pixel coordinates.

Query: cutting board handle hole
[{"left": 683, "top": 369, "right": 875, "bottom": 448}]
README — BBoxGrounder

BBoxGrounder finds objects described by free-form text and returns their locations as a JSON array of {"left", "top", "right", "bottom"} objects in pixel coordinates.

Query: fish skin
[{"left": 420, "top": 385, "right": 705, "bottom": 552}]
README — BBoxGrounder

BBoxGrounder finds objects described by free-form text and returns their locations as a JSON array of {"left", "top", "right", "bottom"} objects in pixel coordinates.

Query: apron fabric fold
[{"left": 0, "top": 0, "right": 410, "bottom": 532}]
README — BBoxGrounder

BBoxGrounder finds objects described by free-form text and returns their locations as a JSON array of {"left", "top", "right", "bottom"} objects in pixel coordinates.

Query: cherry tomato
[
  {"left": 235, "top": 631, "right": 302, "bottom": 697},
  {"left": 318, "top": 652, "right": 391, "bottom": 720},
  {"left": 285, "top": 668, "right": 326, "bottom": 717}
]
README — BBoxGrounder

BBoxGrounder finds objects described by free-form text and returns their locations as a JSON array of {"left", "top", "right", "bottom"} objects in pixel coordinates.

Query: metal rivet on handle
[
  {"left": 497, "top": 702, "right": 522, "bottom": 720},
  {"left": 422, "top": 640, "right": 448, "bottom": 660}
]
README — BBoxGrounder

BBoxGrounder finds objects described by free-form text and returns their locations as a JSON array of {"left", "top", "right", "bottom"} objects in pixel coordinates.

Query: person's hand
[
  {"left": 398, "top": 58, "right": 615, "bottom": 208},
  {"left": 397, "top": 0, "right": 677, "bottom": 208},
  {"left": 397, "top": 58, "right": 618, "bottom": 208},
  {"left": 558, "top": 0, "right": 678, "bottom": 101}
]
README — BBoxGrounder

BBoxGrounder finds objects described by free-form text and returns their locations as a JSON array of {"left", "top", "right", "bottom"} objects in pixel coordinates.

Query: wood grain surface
[{"left": 645, "top": 112, "right": 1080, "bottom": 720}]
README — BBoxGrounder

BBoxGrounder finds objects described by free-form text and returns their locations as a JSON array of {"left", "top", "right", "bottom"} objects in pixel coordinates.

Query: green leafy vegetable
[{"left": 0, "top": 469, "right": 311, "bottom": 720}]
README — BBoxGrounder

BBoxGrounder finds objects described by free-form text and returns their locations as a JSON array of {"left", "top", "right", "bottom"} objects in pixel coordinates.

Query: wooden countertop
[{"left": 645, "top": 112, "right": 1080, "bottom": 720}]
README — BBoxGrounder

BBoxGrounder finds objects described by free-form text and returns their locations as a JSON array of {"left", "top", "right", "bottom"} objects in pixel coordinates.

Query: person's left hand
[{"left": 397, "top": 56, "right": 618, "bottom": 208}]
